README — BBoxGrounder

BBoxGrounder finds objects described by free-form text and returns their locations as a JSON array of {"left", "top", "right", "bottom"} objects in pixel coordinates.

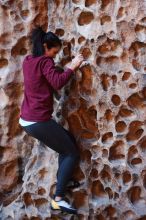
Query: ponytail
[{"left": 29, "top": 25, "right": 62, "bottom": 57}]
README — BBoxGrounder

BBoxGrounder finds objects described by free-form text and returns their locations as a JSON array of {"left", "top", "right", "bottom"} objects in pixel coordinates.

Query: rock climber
[{"left": 19, "top": 25, "right": 84, "bottom": 214}]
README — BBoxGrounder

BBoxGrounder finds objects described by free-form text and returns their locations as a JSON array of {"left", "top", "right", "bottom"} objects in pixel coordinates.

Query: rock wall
[{"left": 0, "top": 0, "right": 146, "bottom": 219}]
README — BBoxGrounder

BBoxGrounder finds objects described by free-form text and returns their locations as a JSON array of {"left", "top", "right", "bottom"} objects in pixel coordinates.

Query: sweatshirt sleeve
[{"left": 42, "top": 58, "right": 74, "bottom": 91}]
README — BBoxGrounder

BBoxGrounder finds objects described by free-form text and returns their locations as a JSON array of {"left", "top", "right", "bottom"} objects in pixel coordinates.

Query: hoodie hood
[{"left": 25, "top": 54, "right": 53, "bottom": 61}]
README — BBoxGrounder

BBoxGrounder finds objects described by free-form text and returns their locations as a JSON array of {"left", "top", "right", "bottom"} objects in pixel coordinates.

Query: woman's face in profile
[{"left": 44, "top": 44, "right": 61, "bottom": 58}]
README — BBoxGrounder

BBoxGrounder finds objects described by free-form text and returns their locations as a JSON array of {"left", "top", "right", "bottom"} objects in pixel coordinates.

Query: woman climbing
[{"left": 19, "top": 26, "right": 84, "bottom": 214}]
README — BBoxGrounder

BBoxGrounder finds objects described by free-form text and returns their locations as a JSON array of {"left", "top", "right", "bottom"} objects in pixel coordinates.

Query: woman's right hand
[{"left": 68, "top": 54, "right": 84, "bottom": 71}]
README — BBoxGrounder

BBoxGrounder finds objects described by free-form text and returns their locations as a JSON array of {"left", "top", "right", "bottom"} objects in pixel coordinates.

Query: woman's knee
[{"left": 72, "top": 148, "right": 80, "bottom": 162}]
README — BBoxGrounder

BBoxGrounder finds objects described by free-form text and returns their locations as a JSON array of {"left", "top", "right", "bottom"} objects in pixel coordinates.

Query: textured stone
[{"left": 0, "top": 0, "right": 146, "bottom": 219}]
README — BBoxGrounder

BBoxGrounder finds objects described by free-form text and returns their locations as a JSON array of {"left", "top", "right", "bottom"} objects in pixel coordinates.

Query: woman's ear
[{"left": 43, "top": 43, "right": 47, "bottom": 48}]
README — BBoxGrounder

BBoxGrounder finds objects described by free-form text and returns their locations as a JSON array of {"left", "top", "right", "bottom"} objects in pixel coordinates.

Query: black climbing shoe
[{"left": 67, "top": 178, "right": 81, "bottom": 189}]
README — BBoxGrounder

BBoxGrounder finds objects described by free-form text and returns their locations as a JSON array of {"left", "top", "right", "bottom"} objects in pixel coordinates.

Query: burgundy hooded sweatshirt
[{"left": 19, "top": 54, "right": 74, "bottom": 121}]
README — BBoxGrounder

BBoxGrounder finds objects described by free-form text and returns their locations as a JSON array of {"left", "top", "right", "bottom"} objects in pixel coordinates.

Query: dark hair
[{"left": 29, "top": 25, "right": 62, "bottom": 57}]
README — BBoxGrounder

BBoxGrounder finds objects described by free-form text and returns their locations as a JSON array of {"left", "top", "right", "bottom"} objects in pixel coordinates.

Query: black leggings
[{"left": 21, "top": 118, "right": 80, "bottom": 197}]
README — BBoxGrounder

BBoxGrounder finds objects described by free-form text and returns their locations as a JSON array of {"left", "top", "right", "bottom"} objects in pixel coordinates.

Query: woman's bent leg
[
  {"left": 57, "top": 128, "right": 79, "bottom": 183},
  {"left": 22, "top": 119, "right": 80, "bottom": 197}
]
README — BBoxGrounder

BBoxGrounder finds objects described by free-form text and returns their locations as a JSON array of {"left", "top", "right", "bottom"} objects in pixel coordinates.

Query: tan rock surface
[{"left": 0, "top": 0, "right": 146, "bottom": 219}]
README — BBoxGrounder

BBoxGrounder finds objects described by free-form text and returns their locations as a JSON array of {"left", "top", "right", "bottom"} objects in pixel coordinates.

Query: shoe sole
[{"left": 50, "top": 204, "right": 77, "bottom": 215}]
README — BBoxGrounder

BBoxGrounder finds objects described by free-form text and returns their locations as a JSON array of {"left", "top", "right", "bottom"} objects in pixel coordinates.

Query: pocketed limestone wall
[{"left": 0, "top": 0, "right": 146, "bottom": 219}]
